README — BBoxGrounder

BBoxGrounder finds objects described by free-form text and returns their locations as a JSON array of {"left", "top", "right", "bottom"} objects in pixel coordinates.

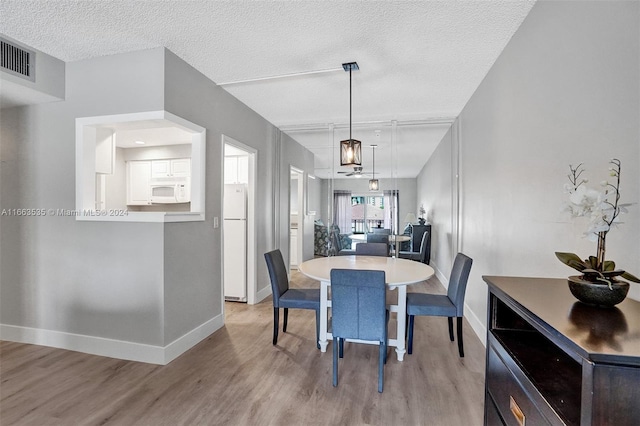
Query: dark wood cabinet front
[{"left": 483, "top": 276, "right": 640, "bottom": 426}]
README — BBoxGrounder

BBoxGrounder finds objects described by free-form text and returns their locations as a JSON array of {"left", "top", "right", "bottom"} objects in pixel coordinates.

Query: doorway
[
  {"left": 222, "top": 136, "right": 257, "bottom": 305},
  {"left": 290, "top": 167, "right": 304, "bottom": 270}
]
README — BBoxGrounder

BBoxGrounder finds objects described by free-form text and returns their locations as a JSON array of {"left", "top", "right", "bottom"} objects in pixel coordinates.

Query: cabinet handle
[{"left": 509, "top": 396, "right": 525, "bottom": 426}]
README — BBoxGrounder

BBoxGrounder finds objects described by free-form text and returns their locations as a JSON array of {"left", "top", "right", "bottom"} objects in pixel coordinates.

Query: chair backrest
[
  {"left": 372, "top": 228, "right": 391, "bottom": 235},
  {"left": 447, "top": 253, "right": 473, "bottom": 316},
  {"left": 329, "top": 227, "right": 341, "bottom": 255},
  {"left": 264, "top": 249, "right": 290, "bottom": 307},
  {"left": 355, "top": 242, "right": 388, "bottom": 257},
  {"left": 418, "top": 231, "right": 430, "bottom": 263},
  {"left": 330, "top": 269, "right": 387, "bottom": 342},
  {"left": 366, "top": 233, "right": 389, "bottom": 244}
]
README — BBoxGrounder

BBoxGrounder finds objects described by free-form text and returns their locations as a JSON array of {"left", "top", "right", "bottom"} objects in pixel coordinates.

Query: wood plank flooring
[{"left": 0, "top": 271, "right": 486, "bottom": 425}]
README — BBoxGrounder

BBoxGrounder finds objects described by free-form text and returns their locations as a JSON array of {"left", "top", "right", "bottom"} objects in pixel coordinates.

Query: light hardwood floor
[{"left": 0, "top": 271, "right": 486, "bottom": 425}]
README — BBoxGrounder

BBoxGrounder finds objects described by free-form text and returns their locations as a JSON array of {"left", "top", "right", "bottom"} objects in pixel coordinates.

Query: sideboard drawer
[
  {"left": 485, "top": 392, "right": 505, "bottom": 426},
  {"left": 486, "top": 345, "right": 550, "bottom": 426}
]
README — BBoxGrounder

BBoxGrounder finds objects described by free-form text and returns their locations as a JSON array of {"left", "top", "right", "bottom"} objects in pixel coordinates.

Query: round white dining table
[{"left": 298, "top": 255, "right": 434, "bottom": 361}]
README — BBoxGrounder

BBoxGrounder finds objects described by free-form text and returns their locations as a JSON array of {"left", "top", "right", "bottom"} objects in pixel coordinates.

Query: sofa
[{"left": 314, "top": 221, "right": 352, "bottom": 256}]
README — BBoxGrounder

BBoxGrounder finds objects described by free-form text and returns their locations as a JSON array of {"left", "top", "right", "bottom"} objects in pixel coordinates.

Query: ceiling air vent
[{"left": 1, "top": 37, "right": 35, "bottom": 82}]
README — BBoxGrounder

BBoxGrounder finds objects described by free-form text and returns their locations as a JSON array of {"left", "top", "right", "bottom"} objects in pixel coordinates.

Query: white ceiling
[{"left": 0, "top": 0, "right": 536, "bottom": 178}]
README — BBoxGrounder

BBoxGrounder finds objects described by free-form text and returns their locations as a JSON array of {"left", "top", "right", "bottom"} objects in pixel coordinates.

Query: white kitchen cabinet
[
  {"left": 224, "top": 156, "right": 237, "bottom": 184},
  {"left": 171, "top": 158, "right": 191, "bottom": 177},
  {"left": 151, "top": 158, "right": 190, "bottom": 178},
  {"left": 151, "top": 159, "right": 171, "bottom": 178},
  {"left": 224, "top": 156, "right": 248, "bottom": 184},
  {"left": 127, "top": 161, "right": 152, "bottom": 205}
]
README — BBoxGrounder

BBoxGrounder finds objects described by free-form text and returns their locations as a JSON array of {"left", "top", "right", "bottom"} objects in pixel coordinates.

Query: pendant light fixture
[
  {"left": 340, "top": 62, "right": 362, "bottom": 166},
  {"left": 369, "top": 144, "right": 379, "bottom": 191}
]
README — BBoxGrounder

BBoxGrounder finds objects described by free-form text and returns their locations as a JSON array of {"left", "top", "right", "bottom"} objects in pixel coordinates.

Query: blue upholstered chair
[
  {"left": 330, "top": 269, "right": 388, "bottom": 393},
  {"left": 366, "top": 233, "right": 389, "bottom": 244},
  {"left": 355, "top": 242, "right": 388, "bottom": 257},
  {"left": 372, "top": 228, "right": 391, "bottom": 234},
  {"left": 329, "top": 226, "right": 354, "bottom": 256},
  {"left": 264, "top": 250, "right": 320, "bottom": 349},
  {"left": 407, "top": 253, "right": 473, "bottom": 357},
  {"left": 399, "top": 230, "right": 429, "bottom": 263}
]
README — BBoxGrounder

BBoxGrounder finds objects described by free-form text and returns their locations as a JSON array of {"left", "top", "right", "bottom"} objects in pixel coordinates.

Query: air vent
[{"left": 1, "top": 37, "right": 35, "bottom": 82}]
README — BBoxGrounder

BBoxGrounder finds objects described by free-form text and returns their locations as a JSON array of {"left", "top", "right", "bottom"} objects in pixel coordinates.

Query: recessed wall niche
[{"left": 75, "top": 111, "right": 206, "bottom": 222}]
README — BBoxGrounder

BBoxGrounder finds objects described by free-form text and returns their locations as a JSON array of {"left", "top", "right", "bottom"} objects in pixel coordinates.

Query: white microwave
[{"left": 150, "top": 178, "right": 190, "bottom": 204}]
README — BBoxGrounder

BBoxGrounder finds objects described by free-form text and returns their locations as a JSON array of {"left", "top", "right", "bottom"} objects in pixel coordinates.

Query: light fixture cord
[
  {"left": 372, "top": 146, "right": 375, "bottom": 175},
  {"left": 349, "top": 68, "right": 352, "bottom": 141}
]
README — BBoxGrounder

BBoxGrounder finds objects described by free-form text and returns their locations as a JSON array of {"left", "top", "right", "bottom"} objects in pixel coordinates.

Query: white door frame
[
  {"left": 222, "top": 135, "right": 258, "bottom": 305},
  {"left": 289, "top": 166, "right": 305, "bottom": 270}
]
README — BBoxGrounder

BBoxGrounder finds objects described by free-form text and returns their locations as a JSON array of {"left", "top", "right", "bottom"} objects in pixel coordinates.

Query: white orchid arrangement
[
  {"left": 562, "top": 159, "right": 628, "bottom": 240},
  {"left": 556, "top": 159, "right": 639, "bottom": 285}
]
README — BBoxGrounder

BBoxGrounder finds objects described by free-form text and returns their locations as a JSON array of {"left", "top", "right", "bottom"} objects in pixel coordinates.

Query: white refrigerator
[{"left": 224, "top": 184, "right": 247, "bottom": 302}]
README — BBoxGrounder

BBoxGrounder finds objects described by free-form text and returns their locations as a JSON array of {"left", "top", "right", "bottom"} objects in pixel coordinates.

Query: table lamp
[{"left": 404, "top": 213, "right": 417, "bottom": 225}]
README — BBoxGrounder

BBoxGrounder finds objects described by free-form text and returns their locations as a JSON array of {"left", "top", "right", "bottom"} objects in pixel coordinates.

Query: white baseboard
[
  {"left": 163, "top": 314, "right": 224, "bottom": 364},
  {"left": 430, "top": 261, "right": 486, "bottom": 348},
  {"left": 0, "top": 313, "right": 224, "bottom": 365},
  {"left": 255, "top": 285, "right": 272, "bottom": 304},
  {"left": 463, "top": 302, "right": 487, "bottom": 347}
]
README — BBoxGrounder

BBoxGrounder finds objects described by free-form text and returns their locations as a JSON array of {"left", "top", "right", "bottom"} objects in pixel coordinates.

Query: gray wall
[
  {"left": 1, "top": 48, "right": 167, "bottom": 345},
  {"left": 279, "top": 133, "right": 315, "bottom": 264},
  {"left": 421, "top": 0, "right": 640, "bottom": 341},
  {"left": 1, "top": 47, "right": 316, "bottom": 356},
  {"left": 416, "top": 126, "right": 453, "bottom": 279},
  {"left": 0, "top": 33, "right": 65, "bottom": 107}
]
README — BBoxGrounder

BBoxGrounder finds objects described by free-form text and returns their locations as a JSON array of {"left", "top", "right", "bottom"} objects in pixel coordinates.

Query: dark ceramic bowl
[{"left": 568, "top": 276, "right": 630, "bottom": 307}]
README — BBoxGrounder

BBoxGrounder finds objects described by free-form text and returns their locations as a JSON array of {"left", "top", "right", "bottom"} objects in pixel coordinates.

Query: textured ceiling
[{"left": 0, "top": 0, "right": 536, "bottom": 178}]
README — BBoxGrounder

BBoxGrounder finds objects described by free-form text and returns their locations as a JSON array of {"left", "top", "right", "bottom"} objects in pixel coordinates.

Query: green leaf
[
  {"left": 621, "top": 271, "right": 640, "bottom": 283},
  {"left": 568, "top": 260, "right": 587, "bottom": 271},
  {"left": 556, "top": 251, "right": 582, "bottom": 265},
  {"left": 588, "top": 256, "right": 598, "bottom": 269},
  {"left": 601, "top": 270, "right": 624, "bottom": 278},
  {"left": 603, "top": 260, "right": 616, "bottom": 271}
]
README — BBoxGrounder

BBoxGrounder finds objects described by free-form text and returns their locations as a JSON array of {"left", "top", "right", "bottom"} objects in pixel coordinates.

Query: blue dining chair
[
  {"left": 264, "top": 250, "right": 320, "bottom": 349},
  {"left": 407, "top": 253, "right": 473, "bottom": 357},
  {"left": 355, "top": 242, "right": 388, "bottom": 257},
  {"left": 399, "top": 230, "right": 429, "bottom": 263},
  {"left": 366, "top": 233, "right": 389, "bottom": 244},
  {"left": 330, "top": 269, "right": 388, "bottom": 393}
]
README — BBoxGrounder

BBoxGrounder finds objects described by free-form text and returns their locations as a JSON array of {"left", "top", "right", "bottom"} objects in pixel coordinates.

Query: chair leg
[
  {"left": 283, "top": 308, "right": 289, "bottom": 333},
  {"left": 457, "top": 316, "right": 464, "bottom": 357},
  {"left": 333, "top": 337, "right": 339, "bottom": 387},
  {"left": 378, "top": 342, "right": 385, "bottom": 393},
  {"left": 273, "top": 308, "right": 279, "bottom": 345},
  {"left": 407, "top": 315, "right": 415, "bottom": 355},
  {"left": 315, "top": 309, "right": 320, "bottom": 349},
  {"left": 405, "top": 313, "right": 409, "bottom": 339},
  {"left": 448, "top": 317, "right": 454, "bottom": 341},
  {"left": 339, "top": 338, "right": 344, "bottom": 358},
  {"left": 384, "top": 310, "right": 389, "bottom": 364}
]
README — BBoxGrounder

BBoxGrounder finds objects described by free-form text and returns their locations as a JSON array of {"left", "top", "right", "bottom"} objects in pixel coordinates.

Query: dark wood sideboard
[{"left": 483, "top": 276, "right": 640, "bottom": 426}]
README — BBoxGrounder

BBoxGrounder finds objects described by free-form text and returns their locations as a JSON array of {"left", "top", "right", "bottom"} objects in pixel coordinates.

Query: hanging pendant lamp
[
  {"left": 340, "top": 62, "right": 362, "bottom": 166},
  {"left": 369, "top": 144, "right": 379, "bottom": 191}
]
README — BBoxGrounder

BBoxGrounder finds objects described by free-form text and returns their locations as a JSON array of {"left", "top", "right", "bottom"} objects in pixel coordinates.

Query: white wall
[{"left": 422, "top": 0, "right": 640, "bottom": 342}]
